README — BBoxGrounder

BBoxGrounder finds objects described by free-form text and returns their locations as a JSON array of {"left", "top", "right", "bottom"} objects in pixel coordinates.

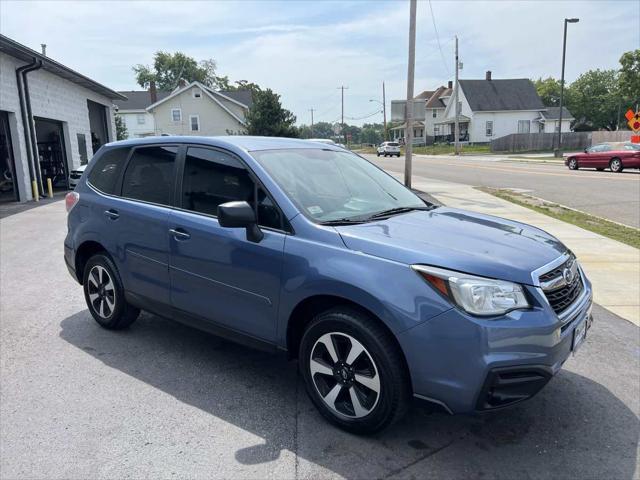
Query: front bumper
[{"left": 398, "top": 271, "right": 593, "bottom": 414}]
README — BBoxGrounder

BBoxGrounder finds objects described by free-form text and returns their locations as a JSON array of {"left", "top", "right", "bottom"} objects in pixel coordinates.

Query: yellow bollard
[
  {"left": 47, "top": 178, "right": 53, "bottom": 198},
  {"left": 31, "top": 180, "right": 39, "bottom": 202}
]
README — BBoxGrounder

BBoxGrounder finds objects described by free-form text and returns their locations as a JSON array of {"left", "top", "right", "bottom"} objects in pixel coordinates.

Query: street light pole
[
  {"left": 382, "top": 81, "right": 387, "bottom": 141},
  {"left": 454, "top": 35, "right": 460, "bottom": 155},
  {"left": 555, "top": 17, "right": 579, "bottom": 157},
  {"left": 309, "top": 108, "right": 315, "bottom": 137},
  {"left": 404, "top": 0, "right": 417, "bottom": 189}
]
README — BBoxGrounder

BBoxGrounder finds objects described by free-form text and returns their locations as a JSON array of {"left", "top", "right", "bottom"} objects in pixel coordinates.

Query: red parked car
[{"left": 565, "top": 143, "right": 640, "bottom": 172}]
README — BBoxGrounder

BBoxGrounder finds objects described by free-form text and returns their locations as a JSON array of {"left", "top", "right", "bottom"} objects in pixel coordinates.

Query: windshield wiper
[
  {"left": 367, "top": 206, "right": 433, "bottom": 220},
  {"left": 319, "top": 217, "right": 368, "bottom": 226}
]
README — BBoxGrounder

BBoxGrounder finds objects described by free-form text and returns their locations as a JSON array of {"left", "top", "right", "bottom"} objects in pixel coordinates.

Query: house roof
[
  {"left": 0, "top": 34, "right": 126, "bottom": 100},
  {"left": 459, "top": 78, "right": 545, "bottom": 112},
  {"left": 425, "top": 86, "right": 451, "bottom": 109},
  {"left": 414, "top": 90, "right": 435, "bottom": 100},
  {"left": 114, "top": 90, "right": 171, "bottom": 110},
  {"left": 219, "top": 89, "right": 254, "bottom": 109},
  {"left": 541, "top": 106, "right": 574, "bottom": 120}
]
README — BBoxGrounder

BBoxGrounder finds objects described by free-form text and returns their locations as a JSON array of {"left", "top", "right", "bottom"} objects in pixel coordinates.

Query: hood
[{"left": 335, "top": 208, "right": 567, "bottom": 285}]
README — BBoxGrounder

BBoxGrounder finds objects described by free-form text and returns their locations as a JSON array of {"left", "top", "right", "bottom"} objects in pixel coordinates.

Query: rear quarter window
[{"left": 87, "top": 147, "right": 130, "bottom": 195}]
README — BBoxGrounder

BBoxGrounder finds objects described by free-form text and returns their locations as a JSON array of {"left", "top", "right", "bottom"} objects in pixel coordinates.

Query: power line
[{"left": 428, "top": 0, "right": 451, "bottom": 77}]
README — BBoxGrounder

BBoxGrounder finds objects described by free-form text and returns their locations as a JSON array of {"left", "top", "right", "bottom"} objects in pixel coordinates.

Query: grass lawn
[{"left": 478, "top": 187, "right": 640, "bottom": 250}]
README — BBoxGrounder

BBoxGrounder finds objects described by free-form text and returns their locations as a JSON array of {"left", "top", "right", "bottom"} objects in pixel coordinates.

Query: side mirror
[{"left": 217, "top": 201, "right": 264, "bottom": 243}]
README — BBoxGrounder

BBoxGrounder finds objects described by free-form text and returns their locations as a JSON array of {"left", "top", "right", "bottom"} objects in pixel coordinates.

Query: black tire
[
  {"left": 376, "top": 152, "right": 380, "bottom": 157},
  {"left": 568, "top": 158, "right": 579, "bottom": 170},
  {"left": 299, "top": 307, "right": 410, "bottom": 434},
  {"left": 610, "top": 158, "right": 623, "bottom": 173},
  {"left": 396, "top": 154, "right": 401, "bottom": 157},
  {"left": 83, "top": 253, "right": 140, "bottom": 330}
]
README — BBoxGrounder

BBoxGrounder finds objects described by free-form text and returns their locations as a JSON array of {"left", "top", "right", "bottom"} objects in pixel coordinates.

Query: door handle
[
  {"left": 104, "top": 209, "right": 119, "bottom": 220},
  {"left": 169, "top": 228, "right": 191, "bottom": 240}
]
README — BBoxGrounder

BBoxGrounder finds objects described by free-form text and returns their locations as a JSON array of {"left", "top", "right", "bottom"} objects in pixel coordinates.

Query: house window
[
  {"left": 555, "top": 121, "right": 560, "bottom": 132},
  {"left": 137, "top": 114, "right": 146, "bottom": 125},
  {"left": 192, "top": 89, "right": 202, "bottom": 99},
  {"left": 517, "top": 120, "right": 531, "bottom": 133},
  {"left": 432, "top": 109, "right": 437, "bottom": 118},
  {"left": 190, "top": 115, "right": 200, "bottom": 132},
  {"left": 171, "top": 109, "right": 182, "bottom": 122},
  {"left": 434, "top": 126, "right": 440, "bottom": 135},
  {"left": 485, "top": 121, "right": 493, "bottom": 137}
]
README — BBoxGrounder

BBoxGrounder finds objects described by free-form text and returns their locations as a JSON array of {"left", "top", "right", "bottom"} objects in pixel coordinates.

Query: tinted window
[
  {"left": 181, "top": 147, "right": 282, "bottom": 230},
  {"left": 121, "top": 146, "right": 176, "bottom": 205},
  {"left": 87, "top": 147, "right": 129, "bottom": 194}
]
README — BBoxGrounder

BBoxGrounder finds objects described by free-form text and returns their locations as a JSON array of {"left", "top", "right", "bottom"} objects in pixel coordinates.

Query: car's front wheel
[
  {"left": 299, "top": 307, "right": 410, "bottom": 434},
  {"left": 610, "top": 158, "right": 623, "bottom": 173},
  {"left": 568, "top": 158, "right": 579, "bottom": 170},
  {"left": 83, "top": 254, "right": 140, "bottom": 330}
]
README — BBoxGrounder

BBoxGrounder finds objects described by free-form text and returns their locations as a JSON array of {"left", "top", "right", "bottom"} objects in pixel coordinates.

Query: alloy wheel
[
  {"left": 87, "top": 265, "right": 116, "bottom": 319},
  {"left": 309, "top": 332, "right": 381, "bottom": 418},
  {"left": 611, "top": 159, "right": 621, "bottom": 172}
]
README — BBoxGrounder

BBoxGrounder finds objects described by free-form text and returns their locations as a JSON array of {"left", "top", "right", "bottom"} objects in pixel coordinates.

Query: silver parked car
[{"left": 376, "top": 142, "right": 401, "bottom": 157}]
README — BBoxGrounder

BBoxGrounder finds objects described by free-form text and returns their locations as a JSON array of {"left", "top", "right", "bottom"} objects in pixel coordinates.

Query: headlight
[{"left": 412, "top": 265, "right": 530, "bottom": 316}]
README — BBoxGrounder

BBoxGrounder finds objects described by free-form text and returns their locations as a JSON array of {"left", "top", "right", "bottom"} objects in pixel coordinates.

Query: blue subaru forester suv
[{"left": 65, "top": 136, "right": 593, "bottom": 434}]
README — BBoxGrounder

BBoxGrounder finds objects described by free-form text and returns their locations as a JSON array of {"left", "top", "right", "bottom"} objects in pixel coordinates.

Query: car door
[
  {"left": 113, "top": 144, "right": 177, "bottom": 307},
  {"left": 168, "top": 146, "right": 287, "bottom": 342}
]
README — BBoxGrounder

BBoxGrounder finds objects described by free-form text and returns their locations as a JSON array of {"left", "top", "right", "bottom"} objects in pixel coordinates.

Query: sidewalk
[
  {"left": 398, "top": 174, "right": 640, "bottom": 326},
  {"left": 413, "top": 153, "right": 565, "bottom": 165}
]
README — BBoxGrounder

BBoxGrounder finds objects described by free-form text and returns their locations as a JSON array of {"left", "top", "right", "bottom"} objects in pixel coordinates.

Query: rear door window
[
  {"left": 87, "top": 147, "right": 130, "bottom": 195},
  {"left": 121, "top": 145, "right": 177, "bottom": 205}
]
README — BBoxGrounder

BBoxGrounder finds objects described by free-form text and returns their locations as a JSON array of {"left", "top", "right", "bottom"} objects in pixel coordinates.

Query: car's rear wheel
[
  {"left": 610, "top": 158, "right": 623, "bottom": 173},
  {"left": 568, "top": 158, "right": 579, "bottom": 170},
  {"left": 83, "top": 254, "right": 140, "bottom": 330},
  {"left": 299, "top": 307, "right": 410, "bottom": 434}
]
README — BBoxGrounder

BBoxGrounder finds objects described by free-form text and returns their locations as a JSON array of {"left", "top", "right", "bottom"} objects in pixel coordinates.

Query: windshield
[{"left": 251, "top": 148, "right": 426, "bottom": 222}]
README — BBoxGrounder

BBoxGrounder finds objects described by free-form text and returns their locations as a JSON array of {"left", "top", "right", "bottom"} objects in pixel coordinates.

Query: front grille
[
  {"left": 545, "top": 277, "right": 584, "bottom": 314},
  {"left": 540, "top": 255, "right": 583, "bottom": 315}
]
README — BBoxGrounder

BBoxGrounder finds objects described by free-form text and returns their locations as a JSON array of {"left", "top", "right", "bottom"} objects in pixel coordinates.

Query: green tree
[
  {"left": 245, "top": 89, "right": 298, "bottom": 137},
  {"left": 619, "top": 49, "right": 640, "bottom": 104},
  {"left": 533, "top": 77, "right": 563, "bottom": 106},
  {"left": 133, "top": 52, "right": 228, "bottom": 90},
  {"left": 114, "top": 114, "right": 128, "bottom": 140},
  {"left": 308, "top": 121, "right": 335, "bottom": 139},
  {"left": 567, "top": 69, "right": 620, "bottom": 130}
]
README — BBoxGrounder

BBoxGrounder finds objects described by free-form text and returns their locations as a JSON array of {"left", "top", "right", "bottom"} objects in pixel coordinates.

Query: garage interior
[
  {"left": 34, "top": 117, "right": 69, "bottom": 191},
  {"left": 0, "top": 111, "right": 18, "bottom": 203}
]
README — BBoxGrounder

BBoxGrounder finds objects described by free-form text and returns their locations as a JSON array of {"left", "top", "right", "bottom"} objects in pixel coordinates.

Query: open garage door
[
  {"left": 35, "top": 117, "right": 69, "bottom": 191},
  {"left": 0, "top": 111, "right": 18, "bottom": 203}
]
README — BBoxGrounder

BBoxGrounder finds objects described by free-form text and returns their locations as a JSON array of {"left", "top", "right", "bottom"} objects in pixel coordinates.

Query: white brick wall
[{"left": 0, "top": 53, "right": 117, "bottom": 201}]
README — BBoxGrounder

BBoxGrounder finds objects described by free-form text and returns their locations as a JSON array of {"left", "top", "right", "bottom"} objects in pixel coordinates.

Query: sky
[{"left": 1, "top": 0, "right": 638, "bottom": 126}]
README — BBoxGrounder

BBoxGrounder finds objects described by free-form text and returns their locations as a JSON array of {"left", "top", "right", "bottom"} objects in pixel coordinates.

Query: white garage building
[{"left": 0, "top": 34, "right": 125, "bottom": 203}]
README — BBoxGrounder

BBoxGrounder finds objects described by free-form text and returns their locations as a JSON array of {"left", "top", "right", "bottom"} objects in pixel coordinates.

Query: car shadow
[{"left": 59, "top": 310, "right": 639, "bottom": 479}]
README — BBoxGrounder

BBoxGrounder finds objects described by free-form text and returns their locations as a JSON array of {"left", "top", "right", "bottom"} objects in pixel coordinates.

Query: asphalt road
[
  {"left": 1, "top": 201, "right": 639, "bottom": 479},
  {"left": 366, "top": 154, "right": 640, "bottom": 228}
]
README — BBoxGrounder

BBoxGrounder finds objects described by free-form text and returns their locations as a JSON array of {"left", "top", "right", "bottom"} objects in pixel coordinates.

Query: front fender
[{"left": 276, "top": 230, "right": 453, "bottom": 346}]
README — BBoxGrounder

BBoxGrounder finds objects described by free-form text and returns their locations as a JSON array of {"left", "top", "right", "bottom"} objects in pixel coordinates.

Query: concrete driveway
[{"left": 1, "top": 201, "right": 638, "bottom": 479}]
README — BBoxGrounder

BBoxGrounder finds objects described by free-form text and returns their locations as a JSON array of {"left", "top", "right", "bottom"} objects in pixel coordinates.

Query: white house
[
  {"left": 437, "top": 72, "right": 573, "bottom": 143},
  {"left": 391, "top": 72, "right": 573, "bottom": 145},
  {"left": 146, "top": 81, "right": 252, "bottom": 136},
  {"left": 114, "top": 87, "right": 170, "bottom": 139},
  {"left": 0, "top": 34, "right": 124, "bottom": 203}
]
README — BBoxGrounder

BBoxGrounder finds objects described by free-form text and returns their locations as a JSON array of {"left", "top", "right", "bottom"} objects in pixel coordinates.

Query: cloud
[{"left": 0, "top": 0, "right": 635, "bottom": 126}]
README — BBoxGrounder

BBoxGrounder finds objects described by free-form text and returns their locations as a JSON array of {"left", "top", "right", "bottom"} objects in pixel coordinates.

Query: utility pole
[
  {"left": 309, "top": 108, "right": 315, "bottom": 137},
  {"left": 454, "top": 35, "right": 460, "bottom": 155},
  {"left": 382, "top": 81, "right": 388, "bottom": 141},
  {"left": 404, "top": 0, "right": 417, "bottom": 189},
  {"left": 338, "top": 85, "right": 349, "bottom": 144}
]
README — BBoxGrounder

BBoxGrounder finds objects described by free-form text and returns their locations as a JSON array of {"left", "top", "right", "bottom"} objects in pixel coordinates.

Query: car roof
[{"left": 103, "top": 135, "right": 343, "bottom": 152}]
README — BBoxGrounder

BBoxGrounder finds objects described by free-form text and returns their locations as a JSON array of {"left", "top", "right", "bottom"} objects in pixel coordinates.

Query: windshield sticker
[{"left": 307, "top": 206, "right": 323, "bottom": 215}]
